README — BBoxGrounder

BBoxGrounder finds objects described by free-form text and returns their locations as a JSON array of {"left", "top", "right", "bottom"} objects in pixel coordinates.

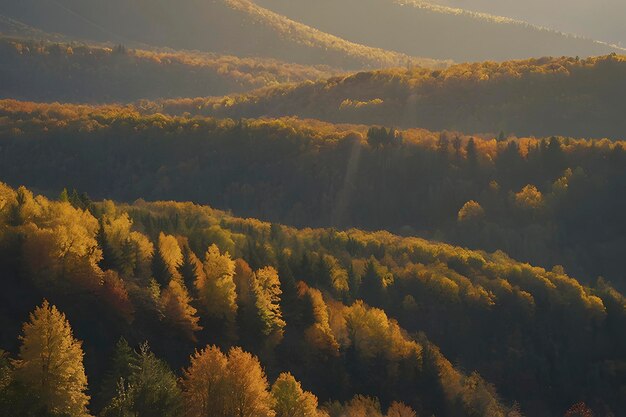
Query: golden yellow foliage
[
  {"left": 514, "top": 185, "right": 543, "bottom": 209},
  {"left": 254, "top": 266, "right": 286, "bottom": 339},
  {"left": 14, "top": 300, "right": 90, "bottom": 417},
  {"left": 457, "top": 200, "right": 485, "bottom": 222},
  {"left": 197, "top": 244, "right": 238, "bottom": 321},
  {"left": 161, "top": 279, "right": 201, "bottom": 341},
  {"left": 271, "top": 372, "right": 319, "bottom": 417},
  {"left": 225, "top": 347, "right": 276, "bottom": 417},
  {"left": 181, "top": 345, "right": 228, "bottom": 417},
  {"left": 386, "top": 402, "right": 416, "bottom": 417}
]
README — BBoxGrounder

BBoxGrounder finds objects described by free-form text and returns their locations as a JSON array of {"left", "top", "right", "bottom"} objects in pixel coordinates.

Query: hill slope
[
  {"left": 253, "top": 0, "right": 621, "bottom": 62},
  {"left": 0, "top": 0, "right": 445, "bottom": 70},
  {"left": 0, "top": 182, "right": 514, "bottom": 417},
  {"left": 0, "top": 36, "right": 339, "bottom": 102},
  {"left": 152, "top": 55, "right": 626, "bottom": 139},
  {"left": 0, "top": 182, "right": 624, "bottom": 416},
  {"left": 430, "top": 0, "right": 626, "bottom": 46},
  {"left": 3, "top": 99, "right": 626, "bottom": 294}
]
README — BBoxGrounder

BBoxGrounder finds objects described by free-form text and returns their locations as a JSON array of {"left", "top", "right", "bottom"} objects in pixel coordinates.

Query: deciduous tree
[{"left": 14, "top": 300, "right": 90, "bottom": 417}]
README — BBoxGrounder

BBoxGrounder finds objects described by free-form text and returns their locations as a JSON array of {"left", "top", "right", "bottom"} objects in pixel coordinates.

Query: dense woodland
[
  {"left": 254, "top": 0, "right": 620, "bottom": 61},
  {"left": 0, "top": 0, "right": 443, "bottom": 70},
  {"left": 1, "top": 2, "right": 625, "bottom": 416},
  {"left": 0, "top": 37, "right": 337, "bottom": 102},
  {"left": 0, "top": 183, "right": 624, "bottom": 417},
  {"left": 2, "top": 100, "right": 626, "bottom": 296},
  {"left": 152, "top": 54, "right": 626, "bottom": 139}
]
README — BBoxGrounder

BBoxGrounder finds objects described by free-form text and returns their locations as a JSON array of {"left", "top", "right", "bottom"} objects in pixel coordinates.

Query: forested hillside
[
  {"left": 0, "top": 0, "right": 444, "bottom": 70},
  {"left": 2, "top": 100, "right": 626, "bottom": 295},
  {"left": 1, "top": 0, "right": 624, "bottom": 416},
  {"left": 0, "top": 183, "right": 624, "bottom": 417},
  {"left": 253, "top": 0, "right": 620, "bottom": 62},
  {"left": 0, "top": 37, "right": 337, "bottom": 101},
  {"left": 153, "top": 54, "right": 626, "bottom": 139}
]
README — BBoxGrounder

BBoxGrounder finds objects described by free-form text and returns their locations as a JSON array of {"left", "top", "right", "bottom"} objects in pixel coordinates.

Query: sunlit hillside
[
  {"left": 0, "top": 0, "right": 445, "bottom": 70},
  {"left": 0, "top": 183, "right": 624, "bottom": 417},
  {"left": 151, "top": 54, "right": 626, "bottom": 139},
  {"left": 253, "top": 0, "right": 621, "bottom": 61},
  {"left": 0, "top": 36, "right": 339, "bottom": 101},
  {"left": 3, "top": 99, "right": 626, "bottom": 294},
  {"left": 0, "top": 1, "right": 624, "bottom": 417}
]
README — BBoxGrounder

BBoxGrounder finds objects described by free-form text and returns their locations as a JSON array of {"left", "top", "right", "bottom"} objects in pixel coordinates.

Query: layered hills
[
  {"left": 153, "top": 54, "right": 626, "bottom": 139},
  {"left": 0, "top": 0, "right": 444, "bottom": 69},
  {"left": 253, "top": 0, "right": 622, "bottom": 61}
]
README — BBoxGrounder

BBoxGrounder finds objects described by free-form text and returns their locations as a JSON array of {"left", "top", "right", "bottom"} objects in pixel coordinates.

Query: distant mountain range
[
  {"left": 254, "top": 0, "right": 622, "bottom": 62},
  {"left": 0, "top": 0, "right": 444, "bottom": 70},
  {"left": 1, "top": 0, "right": 622, "bottom": 71}
]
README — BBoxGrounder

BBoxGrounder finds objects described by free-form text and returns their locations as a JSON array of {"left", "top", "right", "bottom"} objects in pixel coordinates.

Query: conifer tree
[{"left": 103, "top": 342, "right": 182, "bottom": 417}]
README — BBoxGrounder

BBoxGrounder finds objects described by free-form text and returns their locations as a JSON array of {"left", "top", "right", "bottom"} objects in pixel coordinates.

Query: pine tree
[
  {"left": 104, "top": 342, "right": 181, "bottom": 417},
  {"left": 179, "top": 243, "right": 204, "bottom": 295},
  {"left": 277, "top": 251, "right": 300, "bottom": 325},
  {"left": 59, "top": 188, "right": 69, "bottom": 202},
  {"left": 360, "top": 258, "right": 386, "bottom": 306},
  {"left": 14, "top": 300, "right": 90, "bottom": 417},
  {"left": 98, "top": 338, "right": 139, "bottom": 413}
]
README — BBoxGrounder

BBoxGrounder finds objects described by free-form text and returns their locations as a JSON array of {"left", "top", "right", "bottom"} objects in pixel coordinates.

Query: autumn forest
[{"left": 0, "top": 1, "right": 625, "bottom": 417}]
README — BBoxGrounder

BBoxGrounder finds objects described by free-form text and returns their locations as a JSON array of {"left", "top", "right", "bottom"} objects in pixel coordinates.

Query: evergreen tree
[
  {"left": 98, "top": 338, "right": 139, "bottom": 413},
  {"left": 103, "top": 343, "right": 182, "bottom": 417}
]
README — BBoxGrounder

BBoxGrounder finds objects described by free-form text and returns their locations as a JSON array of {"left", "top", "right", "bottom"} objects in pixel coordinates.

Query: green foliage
[{"left": 101, "top": 342, "right": 182, "bottom": 417}]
